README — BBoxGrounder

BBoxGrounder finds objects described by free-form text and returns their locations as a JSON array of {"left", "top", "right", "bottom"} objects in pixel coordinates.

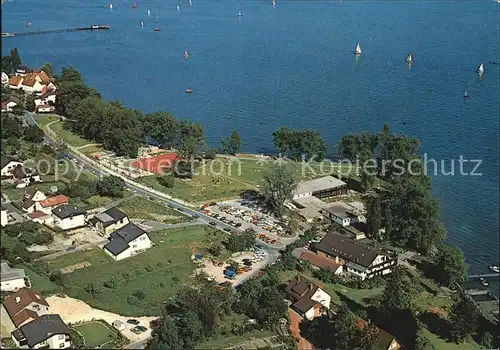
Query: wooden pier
[
  {"left": 469, "top": 273, "right": 499, "bottom": 279},
  {"left": 2, "top": 25, "right": 110, "bottom": 38}
]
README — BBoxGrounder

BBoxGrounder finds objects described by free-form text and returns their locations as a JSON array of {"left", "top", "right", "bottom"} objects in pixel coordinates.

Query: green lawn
[
  {"left": 117, "top": 196, "right": 191, "bottom": 224},
  {"left": 421, "top": 329, "right": 482, "bottom": 350},
  {"left": 36, "top": 115, "right": 96, "bottom": 149},
  {"left": 36, "top": 114, "right": 60, "bottom": 127},
  {"left": 17, "top": 264, "right": 58, "bottom": 294},
  {"left": 138, "top": 159, "right": 357, "bottom": 204},
  {"left": 72, "top": 321, "right": 118, "bottom": 348},
  {"left": 46, "top": 225, "right": 225, "bottom": 316}
]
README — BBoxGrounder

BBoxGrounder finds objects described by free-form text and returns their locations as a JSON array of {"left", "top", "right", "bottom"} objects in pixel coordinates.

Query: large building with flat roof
[{"left": 293, "top": 176, "right": 348, "bottom": 200}]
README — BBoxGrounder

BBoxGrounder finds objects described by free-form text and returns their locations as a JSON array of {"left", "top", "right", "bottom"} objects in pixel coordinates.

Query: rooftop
[
  {"left": 294, "top": 176, "right": 347, "bottom": 196},
  {"left": 94, "top": 207, "right": 128, "bottom": 227},
  {"left": 322, "top": 203, "right": 353, "bottom": 219},
  {"left": 13, "top": 314, "right": 70, "bottom": 348},
  {"left": 3, "top": 288, "right": 49, "bottom": 327},
  {"left": 51, "top": 204, "right": 86, "bottom": 219},
  {"left": 315, "top": 232, "right": 386, "bottom": 268},
  {"left": 0, "top": 262, "right": 26, "bottom": 282},
  {"left": 104, "top": 223, "right": 148, "bottom": 256},
  {"left": 299, "top": 251, "right": 343, "bottom": 272},
  {"left": 39, "top": 195, "right": 69, "bottom": 208}
]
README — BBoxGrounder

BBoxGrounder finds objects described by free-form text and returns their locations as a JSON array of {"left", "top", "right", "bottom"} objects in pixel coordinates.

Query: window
[
  {"left": 132, "top": 244, "right": 137, "bottom": 248},
  {"left": 58, "top": 335, "right": 64, "bottom": 340},
  {"left": 59, "top": 343, "right": 65, "bottom": 348}
]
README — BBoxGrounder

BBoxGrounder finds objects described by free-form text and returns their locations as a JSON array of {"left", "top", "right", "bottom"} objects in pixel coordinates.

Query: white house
[
  {"left": 22, "top": 188, "right": 47, "bottom": 213},
  {"left": 15, "top": 66, "right": 29, "bottom": 76},
  {"left": 1, "top": 100, "right": 18, "bottom": 112},
  {"left": 293, "top": 176, "right": 348, "bottom": 200},
  {"left": 51, "top": 204, "right": 86, "bottom": 230},
  {"left": 13, "top": 165, "right": 42, "bottom": 189},
  {"left": 321, "top": 203, "right": 366, "bottom": 227},
  {"left": 103, "top": 223, "right": 152, "bottom": 261},
  {"left": 315, "top": 232, "right": 397, "bottom": 280},
  {"left": 19, "top": 71, "right": 54, "bottom": 94},
  {"left": 1, "top": 263, "right": 28, "bottom": 292},
  {"left": 1, "top": 156, "right": 23, "bottom": 177},
  {"left": 36, "top": 194, "right": 69, "bottom": 215},
  {"left": 34, "top": 91, "right": 56, "bottom": 113},
  {"left": 285, "top": 275, "right": 331, "bottom": 320},
  {"left": 12, "top": 314, "right": 71, "bottom": 349},
  {"left": 89, "top": 207, "right": 130, "bottom": 236},
  {"left": 8, "top": 75, "right": 23, "bottom": 90},
  {"left": 1, "top": 204, "right": 8, "bottom": 227},
  {"left": 1, "top": 71, "right": 9, "bottom": 85}
]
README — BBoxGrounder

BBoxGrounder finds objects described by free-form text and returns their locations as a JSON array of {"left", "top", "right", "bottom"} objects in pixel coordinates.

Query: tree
[
  {"left": 10, "top": 48, "right": 21, "bottom": 68},
  {"left": 338, "top": 134, "right": 361, "bottom": 160},
  {"left": 379, "top": 267, "right": 420, "bottom": 313},
  {"left": 40, "top": 63, "right": 54, "bottom": 78},
  {"left": 221, "top": 130, "right": 241, "bottom": 155},
  {"left": 478, "top": 332, "right": 494, "bottom": 349},
  {"left": 331, "top": 303, "right": 358, "bottom": 349},
  {"left": 1, "top": 115, "right": 23, "bottom": 140},
  {"left": 224, "top": 232, "right": 255, "bottom": 253},
  {"left": 365, "top": 196, "right": 382, "bottom": 238},
  {"left": 11, "top": 104, "right": 24, "bottom": 116},
  {"left": 261, "top": 164, "right": 296, "bottom": 217},
  {"left": 157, "top": 174, "right": 175, "bottom": 188},
  {"left": 272, "top": 127, "right": 327, "bottom": 161},
  {"left": 431, "top": 245, "right": 467, "bottom": 288},
  {"left": 176, "top": 311, "right": 203, "bottom": 348},
  {"left": 147, "top": 316, "right": 184, "bottom": 350},
  {"left": 414, "top": 331, "right": 436, "bottom": 350},
  {"left": 449, "top": 298, "right": 477, "bottom": 343},
  {"left": 55, "top": 82, "right": 100, "bottom": 116},
  {"left": 23, "top": 125, "right": 45, "bottom": 143},
  {"left": 97, "top": 176, "right": 125, "bottom": 197},
  {"left": 58, "top": 67, "right": 83, "bottom": 83}
]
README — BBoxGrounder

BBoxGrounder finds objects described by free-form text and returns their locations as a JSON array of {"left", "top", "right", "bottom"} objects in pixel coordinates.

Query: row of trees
[
  {"left": 63, "top": 175, "right": 126, "bottom": 199},
  {"left": 273, "top": 127, "right": 327, "bottom": 161}
]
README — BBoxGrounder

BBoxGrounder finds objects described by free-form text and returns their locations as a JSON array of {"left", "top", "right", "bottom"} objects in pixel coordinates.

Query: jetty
[
  {"left": 468, "top": 273, "right": 499, "bottom": 279},
  {"left": 2, "top": 25, "right": 110, "bottom": 38}
]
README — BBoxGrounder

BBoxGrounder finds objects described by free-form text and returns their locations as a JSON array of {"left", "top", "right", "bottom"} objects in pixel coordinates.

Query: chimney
[{"left": 15, "top": 296, "right": 20, "bottom": 303}]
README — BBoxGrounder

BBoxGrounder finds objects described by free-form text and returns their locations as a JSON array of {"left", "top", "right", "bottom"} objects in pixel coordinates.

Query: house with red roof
[
  {"left": 8, "top": 75, "right": 23, "bottom": 90},
  {"left": 2, "top": 288, "right": 50, "bottom": 328},
  {"left": 36, "top": 194, "right": 69, "bottom": 214},
  {"left": 34, "top": 91, "right": 56, "bottom": 113},
  {"left": 1, "top": 99, "right": 18, "bottom": 112}
]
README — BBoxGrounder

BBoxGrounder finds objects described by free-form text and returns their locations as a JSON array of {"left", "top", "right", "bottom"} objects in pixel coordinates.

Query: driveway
[{"left": 46, "top": 295, "right": 156, "bottom": 344}]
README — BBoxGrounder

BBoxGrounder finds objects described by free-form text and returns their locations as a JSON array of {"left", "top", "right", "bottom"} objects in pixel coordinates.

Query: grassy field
[
  {"left": 138, "top": 159, "right": 357, "bottom": 204},
  {"left": 117, "top": 196, "right": 191, "bottom": 224},
  {"left": 421, "top": 329, "right": 482, "bottom": 350},
  {"left": 72, "top": 321, "right": 118, "bottom": 348},
  {"left": 46, "top": 225, "right": 225, "bottom": 316},
  {"left": 17, "top": 264, "right": 58, "bottom": 294}
]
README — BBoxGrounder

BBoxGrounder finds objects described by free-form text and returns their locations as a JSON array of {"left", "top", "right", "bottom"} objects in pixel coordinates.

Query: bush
[
  {"left": 49, "top": 271, "right": 65, "bottom": 286},
  {"left": 133, "top": 290, "right": 146, "bottom": 300},
  {"left": 127, "top": 295, "right": 140, "bottom": 305},
  {"left": 203, "top": 149, "right": 216, "bottom": 159},
  {"left": 103, "top": 279, "right": 118, "bottom": 289},
  {"left": 157, "top": 174, "right": 175, "bottom": 188},
  {"left": 312, "top": 268, "right": 342, "bottom": 284}
]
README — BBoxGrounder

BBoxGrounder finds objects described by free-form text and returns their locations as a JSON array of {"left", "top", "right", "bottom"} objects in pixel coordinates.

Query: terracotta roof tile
[
  {"left": 39, "top": 195, "right": 68, "bottom": 208},
  {"left": 299, "top": 251, "right": 343, "bottom": 272},
  {"left": 28, "top": 211, "right": 47, "bottom": 219},
  {"left": 21, "top": 73, "right": 37, "bottom": 87},
  {"left": 9, "top": 75, "right": 23, "bottom": 86},
  {"left": 3, "top": 288, "right": 49, "bottom": 327}
]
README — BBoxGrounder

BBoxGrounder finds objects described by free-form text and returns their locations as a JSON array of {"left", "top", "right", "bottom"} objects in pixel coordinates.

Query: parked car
[
  {"left": 127, "top": 319, "right": 140, "bottom": 325},
  {"left": 223, "top": 228, "right": 232, "bottom": 233},
  {"left": 209, "top": 222, "right": 216, "bottom": 226},
  {"left": 192, "top": 214, "right": 199, "bottom": 218},
  {"left": 136, "top": 325, "right": 148, "bottom": 332},
  {"left": 235, "top": 223, "right": 242, "bottom": 228}
]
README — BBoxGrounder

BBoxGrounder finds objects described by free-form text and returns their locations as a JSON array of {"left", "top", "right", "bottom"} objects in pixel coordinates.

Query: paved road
[
  {"left": 123, "top": 339, "right": 148, "bottom": 349},
  {"left": 37, "top": 240, "right": 109, "bottom": 261},
  {"left": 132, "top": 218, "right": 205, "bottom": 231}
]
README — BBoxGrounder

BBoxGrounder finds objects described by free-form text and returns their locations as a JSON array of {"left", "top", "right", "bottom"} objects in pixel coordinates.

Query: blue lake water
[{"left": 2, "top": 0, "right": 499, "bottom": 285}]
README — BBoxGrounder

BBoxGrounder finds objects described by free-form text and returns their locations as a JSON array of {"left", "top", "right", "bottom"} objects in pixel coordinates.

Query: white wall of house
[
  {"left": 44, "top": 333, "right": 71, "bottom": 349},
  {"left": 37, "top": 105, "right": 55, "bottom": 113},
  {"left": 310, "top": 288, "right": 331, "bottom": 310},
  {"left": 1, "top": 72, "right": 8, "bottom": 85},
  {"left": 31, "top": 191, "right": 47, "bottom": 202},
  {"left": 53, "top": 214, "right": 85, "bottom": 230},
  {"left": 1, "top": 278, "right": 26, "bottom": 292},
  {"left": 9, "top": 82, "right": 22, "bottom": 90},
  {"left": 304, "top": 306, "right": 317, "bottom": 321},
  {"left": 34, "top": 94, "right": 56, "bottom": 106},
  {"left": 33, "top": 215, "right": 54, "bottom": 226},
  {"left": 106, "top": 233, "right": 152, "bottom": 261},
  {"left": 1, "top": 209, "right": 8, "bottom": 227},
  {"left": 1, "top": 161, "right": 23, "bottom": 177},
  {"left": 346, "top": 254, "right": 394, "bottom": 280},
  {"left": 2, "top": 101, "right": 18, "bottom": 112},
  {"left": 15, "top": 175, "right": 42, "bottom": 189},
  {"left": 293, "top": 192, "right": 312, "bottom": 200},
  {"left": 21, "top": 81, "right": 44, "bottom": 94}
]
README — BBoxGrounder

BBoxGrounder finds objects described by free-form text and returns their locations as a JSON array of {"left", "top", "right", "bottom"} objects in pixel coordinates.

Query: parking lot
[
  {"left": 199, "top": 247, "right": 270, "bottom": 286},
  {"left": 202, "top": 199, "right": 296, "bottom": 249}
]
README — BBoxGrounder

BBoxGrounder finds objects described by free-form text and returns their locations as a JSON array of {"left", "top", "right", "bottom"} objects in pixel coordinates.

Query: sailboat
[
  {"left": 184, "top": 50, "right": 190, "bottom": 59},
  {"left": 238, "top": 10, "right": 242, "bottom": 17},
  {"left": 354, "top": 42, "right": 362, "bottom": 55},
  {"left": 177, "top": 5, "right": 180, "bottom": 11},
  {"left": 147, "top": 9, "right": 150, "bottom": 16},
  {"left": 406, "top": 53, "right": 414, "bottom": 64},
  {"left": 463, "top": 89, "right": 469, "bottom": 99},
  {"left": 26, "top": 21, "right": 32, "bottom": 27},
  {"left": 476, "top": 63, "right": 484, "bottom": 75},
  {"left": 189, "top": 0, "right": 192, "bottom": 5},
  {"left": 140, "top": 21, "right": 144, "bottom": 27},
  {"left": 109, "top": 3, "right": 113, "bottom": 10}
]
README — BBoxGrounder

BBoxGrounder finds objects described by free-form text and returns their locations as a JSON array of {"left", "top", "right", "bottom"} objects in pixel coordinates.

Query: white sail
[
  {"left": 147, "top": 9, "right": 150, "bottom": 16},
  {"left": 464, "top": 89, "right": 468, "bottom": 97},
  {"left": 406, "top": 53, "right": 413, "bottom": 63},
  {"left": 477, "top": 63, "right": 484, "bottom": 74},
  {"left": 109, "top": 3, "right": 113, "bottom": 9},
  {"left": 354, "top": 43, "right": 362, "bottom": 54}
]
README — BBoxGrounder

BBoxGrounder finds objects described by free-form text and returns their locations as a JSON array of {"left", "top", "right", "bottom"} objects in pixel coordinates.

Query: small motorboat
[
  {"left": 185, "top": 89, "right": 193, "bottom": 94},
  {"left": 154, "top": 27, "right": 160, "bottom": 32},
  {"left": 354, "top": 42, "right": 362, "bottom": 55},
  {"left": 479, "top": 277, "right": 489, "bottom": 287},
  {"left": 26, "top": 21, "right": 32, "bottom": 27},
  {"left": 489, "top": 265, "right": 500, "bottom": 273}
]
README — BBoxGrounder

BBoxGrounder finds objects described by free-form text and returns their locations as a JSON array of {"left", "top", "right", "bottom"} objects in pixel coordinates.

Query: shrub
[
  {"left": 127, "top": 295, "right": 140, "bottom": 305},
  {"left": 133, "top": 290, "right": 146, "bottom": 300},
  {"left": 49, "top": 271, "right": 65, "bottom": 286}
]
